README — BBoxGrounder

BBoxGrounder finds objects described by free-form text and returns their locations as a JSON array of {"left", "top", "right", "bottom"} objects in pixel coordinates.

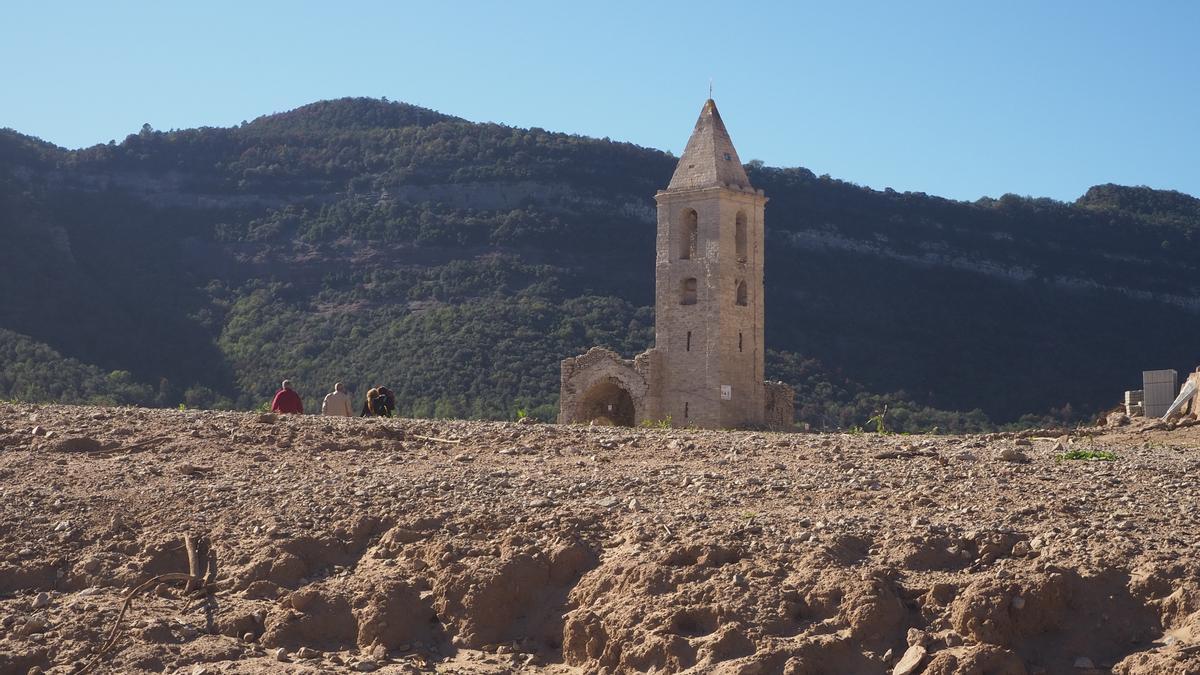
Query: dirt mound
[{"left": 2, "top": 403, "right": 1200, "bottom": 673}]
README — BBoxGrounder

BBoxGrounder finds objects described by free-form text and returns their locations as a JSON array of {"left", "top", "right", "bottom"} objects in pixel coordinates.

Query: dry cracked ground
[{"left": 2, "top": 403, "right": 1200, "bottom": 675}]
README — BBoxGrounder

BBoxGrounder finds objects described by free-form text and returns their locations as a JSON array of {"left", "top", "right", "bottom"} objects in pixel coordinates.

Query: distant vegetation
[{"left": 3, "top": 97, "right": 1200, "bottom": 432}]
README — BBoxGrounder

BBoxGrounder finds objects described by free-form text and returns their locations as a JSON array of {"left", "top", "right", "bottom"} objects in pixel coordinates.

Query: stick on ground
[{"left": 413, "top": 434, "right": 461, "bottom": 444}]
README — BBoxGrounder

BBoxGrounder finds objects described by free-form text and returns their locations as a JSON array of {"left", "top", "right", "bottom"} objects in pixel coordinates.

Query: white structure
[{"left": 1142, "top": 369, "right": 1178, "bottom": 418}]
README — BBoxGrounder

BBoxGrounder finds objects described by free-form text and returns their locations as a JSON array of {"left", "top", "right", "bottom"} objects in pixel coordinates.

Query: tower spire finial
[{"left": 709, "top": 78, "right": 713, "bottom": 100}]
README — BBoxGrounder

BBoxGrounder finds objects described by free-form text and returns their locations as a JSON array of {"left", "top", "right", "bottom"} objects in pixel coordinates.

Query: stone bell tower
[
  {"left": 557, "top": 99, "right": 792, "bottom": 430},
  {"left": 654, "top": 99, "right": 768, "bottom": 428}
]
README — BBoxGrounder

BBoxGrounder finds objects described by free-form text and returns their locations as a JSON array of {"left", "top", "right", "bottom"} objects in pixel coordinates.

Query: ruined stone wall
[
  {"left": 558, "top": 347, "right": 657, "bottom": 425},
  {"left": 763, "top": 381, "right": 795, "bottom": 431}
]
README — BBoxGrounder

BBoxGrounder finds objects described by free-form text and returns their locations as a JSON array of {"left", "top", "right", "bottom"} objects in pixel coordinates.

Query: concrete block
[{"left": 1143, "top": 369, "right": 1178, "bottom": 418}]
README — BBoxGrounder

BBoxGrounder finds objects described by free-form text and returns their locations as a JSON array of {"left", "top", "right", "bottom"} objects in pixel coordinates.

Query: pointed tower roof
[{"left": 666, "top": 99, "right": 753, "bottom": 191}]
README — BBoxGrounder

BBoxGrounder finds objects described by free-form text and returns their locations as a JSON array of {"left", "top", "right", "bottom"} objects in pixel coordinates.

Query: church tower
[
  {"left": 654, "top": 99, "right": 767, "bottom": 428},
  {"left": 557, "top": 99, "right": 791, "bottom": 430}
]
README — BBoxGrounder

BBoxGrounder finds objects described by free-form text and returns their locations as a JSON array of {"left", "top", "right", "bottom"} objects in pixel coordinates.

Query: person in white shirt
[{"left": 321, "top": 382, "right": 354, "bottom": 417}]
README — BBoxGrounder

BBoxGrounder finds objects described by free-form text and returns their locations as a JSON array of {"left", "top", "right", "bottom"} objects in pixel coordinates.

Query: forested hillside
[{"left": 3, "top": 97, "right": 1199, "bottom": 430}]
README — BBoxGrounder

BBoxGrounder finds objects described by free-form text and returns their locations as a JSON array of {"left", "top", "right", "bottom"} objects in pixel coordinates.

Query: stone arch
[
  {"left": 576, "top": 379, "right": 636, "bottom": 426},
  {"left": 735, "top": 210, "right": 748, "bottom": 261},
  {"left": 558, "top": 347, "right": 651, "bottom": 426},
  {"left": 680, "top": 208, "right": 698, "bottom": 259}
]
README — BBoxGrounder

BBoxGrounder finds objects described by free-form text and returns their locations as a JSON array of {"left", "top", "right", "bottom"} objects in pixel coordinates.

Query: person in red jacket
[{"left": 270, "top": 380, "right": 304, "bottom": 414}]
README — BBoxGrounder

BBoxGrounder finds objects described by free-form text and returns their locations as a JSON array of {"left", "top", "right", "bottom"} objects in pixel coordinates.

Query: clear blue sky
[{"left": 4, "top": 1, "right": 1198, "bottom": 202}]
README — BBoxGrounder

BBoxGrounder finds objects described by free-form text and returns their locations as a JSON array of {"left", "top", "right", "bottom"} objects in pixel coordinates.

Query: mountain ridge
[{"left": 2, "top": 96, "right": 1198, "bottom": 429}]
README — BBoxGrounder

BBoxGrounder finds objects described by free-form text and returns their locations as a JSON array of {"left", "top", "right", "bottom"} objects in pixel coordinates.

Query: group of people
[{"left": 269, "top": 380, "right": 396, "bottom": 417}]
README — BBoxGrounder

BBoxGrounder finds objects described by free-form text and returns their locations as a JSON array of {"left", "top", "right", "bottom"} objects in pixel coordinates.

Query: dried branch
[{"left": 413, "top": 434, "right": 461, "bottom": 444}]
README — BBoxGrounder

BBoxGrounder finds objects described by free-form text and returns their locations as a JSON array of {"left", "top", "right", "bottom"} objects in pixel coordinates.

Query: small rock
[
  {"left": 31, "top": 592, "right": 50, "bottom": 609},
  {"left": 289, "top": 588, "right": 319, "bottom": 612},
  {"left": 51, "top": 436, "right": 101, "bottom": 453},
  {"left": 1011, "top": 541, "right": 1031, "bottom": 557},
  {"left": 32, "top": 425, "right": 45, "bottom": 436},
  {"left": 353, "top": 660, "right": 379, "bottom": 672},
  {"left": 596, "top": 496, "right": 619, "bottom": 508},
  {"left": 1107, "top": 412, "right": 1130, "bottom": 427},
  {"left": 1056, "top": 434, "right": 1070, "bottom": 447},
  {"left": 191, "top": 666, "right": 210, "bottom": 675},
  {"left": 1073, "top": 656, "right": 1095, "bottom": 669},
  {"left": 242, "top": 632, "right": 257, "bottom": 643},
  {"left": 997, "top": 447, "right": 1029, "bottom": 463},
  {"left": 295, "top": 646, "right": 319, "bottom": 659},
  {"left": 178, "top": 463, "right": 195, "bottom": 476},
  {"left": 257, "top": 413, "right": 277, "bottom": 424},
  {"left": 17, "top": 617, "right": 49, "bottom": 636},
  {"left": 453, "top": 453, "right": 474, "bottom": 462},
  {"left": 1013, "top": 438, "right": 1032, "bottom": 446},
  {"left": 892, "top": 644, "right": 927, "bottom": 675},
  {"left": 906, "top": 628, "right": 929, "bottom": 647},
  {"left": 273, "top": 647, "right": 288, "bottom": 661},
  {"left": 944, "top": 631, "right": 963, "bottom": 647},
  {"left": 628, "top": 498, "right": 642, "bottom": 512}
]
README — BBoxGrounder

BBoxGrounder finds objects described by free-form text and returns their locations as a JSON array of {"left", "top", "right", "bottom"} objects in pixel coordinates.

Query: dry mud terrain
[{"left": 2, "top": 404, "right": 1200, "bottom": 674}]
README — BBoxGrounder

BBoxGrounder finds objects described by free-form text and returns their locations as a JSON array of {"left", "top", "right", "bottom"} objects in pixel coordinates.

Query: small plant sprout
[
  {"left": 1059, "top": 448, "right": 1117, "bottom": 461},
  {"left": 639, "top": 416, "right": 673, "bottom": 429},
  {"left": 867, "top": 404, "right": 891, "bottom": 435}
]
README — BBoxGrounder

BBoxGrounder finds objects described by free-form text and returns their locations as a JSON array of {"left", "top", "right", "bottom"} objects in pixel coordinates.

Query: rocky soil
[{"left": 2, "top": 403, "right": 1200, "bottom": 674}]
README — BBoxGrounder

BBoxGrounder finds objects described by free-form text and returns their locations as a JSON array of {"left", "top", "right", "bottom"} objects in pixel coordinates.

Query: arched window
[
  {"left": 735, "top": 211, "right": 748, "bottom": 262},
  {"left": 735, "top": 280, "right": 748, "bottom": 306},
  {"left": 680, "top": 209, "right": 698, "bottom": 259},
  {"left": 681, "top": 277, "right": 698, "bottom": 305}
]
